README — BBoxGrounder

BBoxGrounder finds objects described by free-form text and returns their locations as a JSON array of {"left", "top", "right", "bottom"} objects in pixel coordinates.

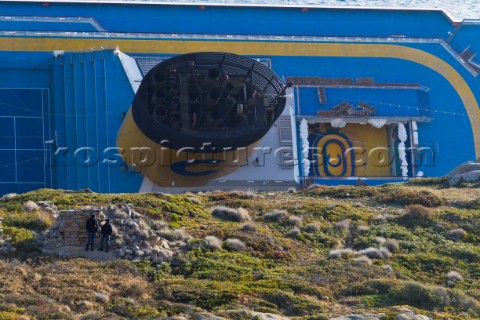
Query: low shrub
[
  {"left": 385, "top": 239, "right": 400, "bottom": 253},
  {"left": 1, "top": 193, "right": 17, "bottom": 201},
  {"left": 446, "top": 271, "right": 464, "bottom": 287},
  {"left": 304, "top": 223, "right": 321, "bottom": 233},
  {"left": 334, "top": 219, "right": 350, "bottom": 233},
  {"left": 23, "top": 201, "right": 39, "bottom": 212},
  {"left": 286, "top": 227, "right": 302, "bottom": 239},
  {"left": 205, "top": 236, "right": 222, "bottom": 251},
  {"left": 158, "top": 228, "right": 191, "bottom": 242},
  {"left": 225, "top": 238, "right": 246, "bottom": 251},
  {"left": 264, "top": 210, "right": 289, "bottom": 222},
  {"left": 2, "top": 227, "right": 34, "bottom": 247},
  {"left": 398, "top": 205, "right": 433, "bottom": 227},
  {"left": 327, "top": 249, "right": 355, "bottom": 259},
  {"left": 240, "top": 222, "right": 257, "bottom": 233},
  {"left": 211, "top": 206, "right": 251, "bottom": 222},
  {"left": 353, "top": 256, "right": 373, "bottom": 265},
  {"left": 357, "top": 247, "right": 391, "bottom": 259},
  {"left": 286, "top": 215, "right": 303, "bottom": 226},
  {"left": 227, "top": 190, "right": 255, "bottom": 199},
  {"left": 394, "top": 281, "right": 436, "bottom": 308},
  {"left": 376, "top": 188, "right": 445, "bottom": 207},
  {"left": 447, "top": 228, "right": 467, "bottom": 241},
  {"left": 3, "top": 211, "right": 53, "bottom": 231}
]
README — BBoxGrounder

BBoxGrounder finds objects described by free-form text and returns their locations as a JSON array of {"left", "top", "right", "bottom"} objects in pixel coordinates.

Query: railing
[
  {"left": 439, "top": 40, "right": 478, "bottom": 76},
  {"left": 0, "top": 15, "right": 105, "bottom": 31},
  {"left": 3, "top": 28, "right": 477, "bottom": 77}
]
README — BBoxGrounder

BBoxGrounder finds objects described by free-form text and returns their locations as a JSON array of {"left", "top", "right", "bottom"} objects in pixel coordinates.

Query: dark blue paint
[{"left": 171, "top": 159, "right": 225, "bottom": 176}]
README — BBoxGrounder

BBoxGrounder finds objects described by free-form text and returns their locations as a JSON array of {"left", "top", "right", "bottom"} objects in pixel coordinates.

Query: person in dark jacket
[
  {"left": 85, "top": 214, "right": 98, "bottom": 251},
  {"left": 99, "top": 218, "right": 113, "bottom": 252}
]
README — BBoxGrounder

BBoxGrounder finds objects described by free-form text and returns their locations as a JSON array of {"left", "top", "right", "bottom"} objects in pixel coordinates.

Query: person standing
[
  {"left": 99, "top": 218, "right": 113, "bottom": 252},
  {"left": 85, "top": 214, "right": 98, "bottom": 251}
]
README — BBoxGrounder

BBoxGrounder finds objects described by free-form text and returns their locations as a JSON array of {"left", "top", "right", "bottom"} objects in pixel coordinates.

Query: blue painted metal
[{"left": 0, "top": 2, "right": 479, "bottom": 191}]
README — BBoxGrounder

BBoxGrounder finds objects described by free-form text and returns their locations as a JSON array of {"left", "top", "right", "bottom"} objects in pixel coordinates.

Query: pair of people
[{"left": 85, "top": 215, "right": 113, "bottom": 252}]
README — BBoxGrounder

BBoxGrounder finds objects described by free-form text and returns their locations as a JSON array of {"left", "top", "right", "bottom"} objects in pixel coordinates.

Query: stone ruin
[{"left": 39, "top": 204, "right": 179, "bottom": 263}]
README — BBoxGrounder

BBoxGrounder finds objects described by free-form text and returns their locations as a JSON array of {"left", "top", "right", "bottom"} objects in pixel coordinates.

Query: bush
[
  {"left": 334, "top": 219, "right": 350, "bottom": 233},
  {"left": 304, "top": 223, "right": 321, "bottom": 233},
  {"left": 205, "top": 235, "right": 222, "bottom": 251},
  {"left": 225, "top": 238, "right": 246, "bottom": 251},
  {"left": 286, "top": 227, "right": 302, "bottom": 238},
  {"left": 211, "top": 206, "right": 251, "bottom": 222},
  {"left": 447, "top": 271, "right": 464, "bottom": 287},
  {"left": 353, "top": 256, "right": 373, "bottom": 265},
  {"left": 286, "top": 215, "right": 302, "bottom": 226},
  {"left": 376, "top": 188, "right": 445, "bottom": 207},
  {"left": 3, "top": 211, "right": 53, "bottom": 231},
  {"left": 374, "top": 237, "right": 386, "bottom": 245},
  {"left": 240, "top": 222, "right": 257, "bottom": 233},
  {"left": 347, "top": 279, "right": 397, "bottom": 296},
  {"left": 1, "top": 193, "right": 17, "bottom": 201},
  {"left": 447, "top": 228, "right": 467, "bottom": 241},
  {"left": 158, "top": 228, "right": 191, "bottom": 242},
  {"left": 187, "top": 197, "right": 201, "bottom": 205},
  {"left": 3, "top": 226, "right": 34, "bottom": 247},
  {"left": 327, "top": 249, "right": 355, "bottom": 259},
  {"left": 399, "top": 205, "right": 433, "bottom": 227},
  {"left": 264, "top": 210, "right": 289, "bottom": 222},
  {"left": 23, "top": 201, "right": 39, "bottom": 212},
  {"left": 395, "top": 281, "right": 435, "bottom": 308},
  {"left": 385, "top": 239, "right": 400, "bottom": 252},
  {"left": 406, "top": 205, "right": 431, "bottom": 220},
  {"left": 357, "top": 247, "right": 391, "bottom": 259},
  {"left": 227, "top": 190, "right": 255, "bottom": 199}
]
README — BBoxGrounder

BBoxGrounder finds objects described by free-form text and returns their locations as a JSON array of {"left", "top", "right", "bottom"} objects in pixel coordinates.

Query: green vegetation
[{"left": 0, "top": 183, "right": 479, "bottom": 319}]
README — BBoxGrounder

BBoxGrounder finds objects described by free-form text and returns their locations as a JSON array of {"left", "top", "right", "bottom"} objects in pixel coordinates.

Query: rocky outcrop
[
  {"left": 446, "top": 161, "right": 480, "bottom": 186},
  {"left": 39, "top": 204, "right": 178, "bottom": 262},
  {"left": 331, "top": 314, "right": 385, "bottom": 320},
  {"left": 332, "top": 308, "right": 432, "bottom": 320}
]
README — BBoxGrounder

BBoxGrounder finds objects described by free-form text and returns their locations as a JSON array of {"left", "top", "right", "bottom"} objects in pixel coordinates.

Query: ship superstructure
[{"left": 1, "top": 0, "right": 480, "bottom": 193}]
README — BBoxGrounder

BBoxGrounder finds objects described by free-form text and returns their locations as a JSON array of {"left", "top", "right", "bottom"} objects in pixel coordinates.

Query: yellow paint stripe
[{"left": 2, "top": 37, "right": 480, "bottom": 157}]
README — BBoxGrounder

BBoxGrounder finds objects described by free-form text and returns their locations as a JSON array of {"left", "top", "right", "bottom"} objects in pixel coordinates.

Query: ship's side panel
[{"left": 1, "top": 2, "right": 480, "bottom": 191}]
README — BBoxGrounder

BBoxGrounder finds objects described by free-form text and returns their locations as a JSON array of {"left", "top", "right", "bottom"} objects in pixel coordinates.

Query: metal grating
[
  {"left": 135, "top": 57, "right": 168, "bottom": 76},
  {"left": 278, "top": 115, "right": 294, "bottom": 168}
]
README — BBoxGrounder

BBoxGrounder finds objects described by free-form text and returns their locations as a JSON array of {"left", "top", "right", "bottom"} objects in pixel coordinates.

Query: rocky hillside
[{"left": 0, "top": 178, "right": 480, "bottom": 319}]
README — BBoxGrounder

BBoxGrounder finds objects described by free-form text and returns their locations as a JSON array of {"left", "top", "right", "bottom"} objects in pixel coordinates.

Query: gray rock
[
  {"left": 449, "top": 170, "right": 480, "bottom": 186},
  {"left": 391, "top": 307, "right": 413, "bottom": 313},
  {"left": 446, "top": 161, "right": 480, "bottom": 177},
  {"left": 190, "top": 313, "right": 226, "bottom": 320},
  {"left": 331, "top": 314, "right": 386, "bottom": 320},
  {"left": 250, "top": 311, "right": 291, "bottom": 320},
  {"left": 396, "top": 314, "right": 431, "bottom": 320}
]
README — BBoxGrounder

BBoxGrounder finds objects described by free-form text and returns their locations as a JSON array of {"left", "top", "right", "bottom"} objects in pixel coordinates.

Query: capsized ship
[{"left": 1, "top": 0, "right": 480, "bottom": 193}]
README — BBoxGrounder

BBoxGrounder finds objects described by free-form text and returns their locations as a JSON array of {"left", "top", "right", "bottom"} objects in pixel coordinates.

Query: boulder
[
  {"left": 446, "top": 161, "right": 480, "bottom": 177},
  {"left": 250, "top": 311, "right": 291, "bottom": 320},
  {"left": 396, "top": 314, "right": 431, "bottom": 320},
  {"left": 331, "top": 314, "right": 386, "bottom": 320},
  {"left": 190, "top": 313, "right": 226, "bottom": 320},
  {"left": 449, "top": 170, "right": 480, "bottom": 186}
]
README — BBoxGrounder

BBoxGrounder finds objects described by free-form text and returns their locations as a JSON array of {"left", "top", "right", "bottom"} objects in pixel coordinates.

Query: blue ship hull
[{"left": 1, "top": 1, "right": 479, "bottom": 193}]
